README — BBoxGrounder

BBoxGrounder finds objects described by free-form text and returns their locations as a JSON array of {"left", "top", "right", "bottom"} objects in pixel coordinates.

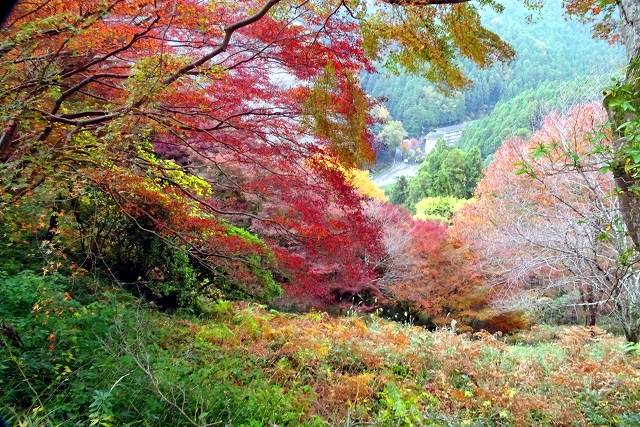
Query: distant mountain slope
[
  {"left": 458, "top": 76, "right": 610, "bottom": 158},
  {"left": 361, "top": 0, "right": 624, "bottom": 137}
]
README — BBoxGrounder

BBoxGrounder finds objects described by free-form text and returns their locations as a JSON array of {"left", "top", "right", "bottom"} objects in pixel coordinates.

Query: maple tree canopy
[{"left": 0, "top": 0, "right": 514, "bottom": 302}]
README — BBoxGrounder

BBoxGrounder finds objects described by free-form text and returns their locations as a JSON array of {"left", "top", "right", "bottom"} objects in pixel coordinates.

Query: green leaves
[
  {"left": 513, "top": 160, "right": 534, "bottom": 177},
  {"left": 89, "top": 389, "right": 116, "bottom": 427},
  {"left": 623, "top": 341, "right": 640, "bottom": 355},
  {"left": 125, "top": 56, "right": 169, "bottom": 104},
  {"left": 414, "top": 196, "right": 468, "bottom": 223},
  {"left": 605, "top": 61, "right": 640, "bottom": 176},
  {"left": 377, "top": 120, "right": 407, "bottom": 149},
  {"left": 406, "top": 141, "right": 481, "bottom": 209},
  {"left": 531, "top": 142, "right": 551, "bottom": 160}
]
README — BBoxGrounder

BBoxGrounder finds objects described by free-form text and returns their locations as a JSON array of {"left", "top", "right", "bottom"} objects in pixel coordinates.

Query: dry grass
[{"left": 183, "top": 302, "right": 640, "bottom": 425}]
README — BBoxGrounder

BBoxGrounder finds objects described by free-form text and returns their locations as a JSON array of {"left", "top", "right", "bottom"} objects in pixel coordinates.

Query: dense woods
[
  {"left": 361, "top": 0, "right": 624, "bottom": 136},
  {"left": 2, "top": 0, "right": 640, "bottom": 425},
  {"left": 457, "top": 76, "right": 614, "bottom": 158}
]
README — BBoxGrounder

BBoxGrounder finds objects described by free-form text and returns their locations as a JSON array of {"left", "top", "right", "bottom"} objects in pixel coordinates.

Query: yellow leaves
[
  {"left": 195, "top": 324, "right": 237, "bottom": 345},
  {"left": 302, "top": 65, "right": 375, "bottom": 167},
  {"left": 315, "top": 343, "right": 330, "bottom": 358},
  {"left": 348, "top": 169, "right": 387, "bottom": 201},
  {"left": 347, "top": 317, "right": 369, "bottom": 336},
  {"left": 31, "top": 302, "right": 43, "bottom": 314},
  {"left": 304, "top": 311, "right": 326, "bottom": 322},
  {"left": 42, "top": 256, "right": 63, "bottom": 276},
  {"left": 134, "top": 142, "right": 212, "bottom": 198},
  {"left": 443, "top": 4, "right": 514, "bottom": 69},
  {"left": 148, "top": 300, "right": 640, "bottom": 423},
  {"left": 206, "top": 64, "right": 227, "bottom": 79},
  {"left": 125, "top": 54, "right": 189, "bottom": 103},
  {"left": 308, "top": 152, "right": 386, "bottom": 200},
  {"left": 361, "top": 1, "right": 514, "bottom": 90}
]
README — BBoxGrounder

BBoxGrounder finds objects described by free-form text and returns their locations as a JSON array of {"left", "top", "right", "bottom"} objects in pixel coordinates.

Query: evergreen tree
[
  {"left": 406, "top": 142, "right": 483, "bottom": 209},
  {"left": 458, "top": 77, "right": 609, "bottom": 158},
  {"left": 389, "top": 176, "right": 409, "bottom": 206},
  {"left": 437, "top": 148, "right": 467, "bottom": 199},
  {"left": 408, "top": 139, "right": 450, "bottom": 206},
  {"left": 463, "top": 146, "right": 483, "bottom": 197},
  {"left": 360, "top": 0, "right": 624, "bottom": 137}
]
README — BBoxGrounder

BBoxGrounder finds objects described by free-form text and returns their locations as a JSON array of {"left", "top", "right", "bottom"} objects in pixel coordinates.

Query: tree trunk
[
  {"left": 586, "top": 301, "right": 598, "bottom": 327},
  {"left": 580, "top": 287, "right": 598, "bottom": 326},
  {"left": 612, "top": 165, "right": 640, "bottom": 248},
  {"left": 622, "top": 317, "right": 640, "bottom": 343},
  {"left": 0, "top": 121, "right": 17, "bottom": 163},
  {"left": 0, "top": 0, "right": 18, "bottom": 26},
  {"left": 609, "top": 0, "right": 640, "bottom": 248},
  {"left": 619, "top": 0, "right": 640, "bottom": 60}
]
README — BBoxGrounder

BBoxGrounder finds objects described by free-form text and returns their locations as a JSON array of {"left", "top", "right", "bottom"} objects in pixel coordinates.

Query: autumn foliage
[
  {"left": 452, "top": 103, "right": 640, "bottom": 340},
  {"left": 0, "top": 0, "right": 517, "bottom": 308},
  {"left": 0, "top": 0, "right": 386, "bottom": 306},
  {"left": 363, "top": 201, "right": 527, "bottom": 332},
  {"left": 3, "top": 1, "right": 640, "bottom": 425},
  {"left": 3, "top": 266, "right": 639, "bottom": 426}
]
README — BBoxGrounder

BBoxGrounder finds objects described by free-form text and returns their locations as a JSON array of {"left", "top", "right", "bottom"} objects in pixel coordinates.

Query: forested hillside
[
  {"left": 2, "top": 0, "right": 640, "bottom": 426},
  {"left": 458, "top": 76, "right": 610, "bottom": 158},
  {"left": 362, "top": 0, "right": 624, "bottom": 136}
]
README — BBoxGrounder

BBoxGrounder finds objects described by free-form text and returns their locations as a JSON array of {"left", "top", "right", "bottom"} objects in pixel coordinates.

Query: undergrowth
[{"left": 1, "top": 252, "right": 639, "bottom": 426}]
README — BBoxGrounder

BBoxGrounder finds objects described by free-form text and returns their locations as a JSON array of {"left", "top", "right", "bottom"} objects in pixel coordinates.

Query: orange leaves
[
  {"left": 382, "top": 210, "right": 504, "bottom": 330},
  {"left": 318, "top": 372, "right": 376, "bottom": 416},
  {"left": 363, "top": 201, "right": 516, "bottom": 331},
  {"left": 47, "top": 331, "right": 57, "bottom": 351},
  {"left": 443, "top": 3, "right": 515, "bottom": 68},
  {"left": 86, "top": 166, "right": 280, "bottom": 299},
  {"left": 0, "top": 0, "right": 528, "bottom": 311},
  {"left": 564, "top": 0, "right": 619, "bottom": 42},
  {"left": 187, "top": 302, "right": 640, "bottom": 423}
]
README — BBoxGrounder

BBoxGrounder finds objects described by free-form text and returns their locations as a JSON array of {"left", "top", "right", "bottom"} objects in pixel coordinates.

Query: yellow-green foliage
[
  {"left": 135, "top": 140, "right": 212, "bottom": 197},
  {"left": 415, "top": 196, "right": 469, "bottom": 223},
  {"left": 349, "top": 169, "right": 388, "bottom": 201}
]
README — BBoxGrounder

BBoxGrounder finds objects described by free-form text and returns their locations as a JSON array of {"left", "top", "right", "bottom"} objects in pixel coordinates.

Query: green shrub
[
  {"left": 1, "top": 183, "right": 280, "bottom": 312},
  {"left": 0, "top": 267, "right": 316, "bottom": 426},
  {"left": 414, "top": 196, "right": 469, "bottom": 223}
]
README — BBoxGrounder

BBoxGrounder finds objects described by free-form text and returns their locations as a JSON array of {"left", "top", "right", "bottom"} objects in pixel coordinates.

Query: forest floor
[{"left": 2, "top": 264, "right": 640, "bottom": 426}]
